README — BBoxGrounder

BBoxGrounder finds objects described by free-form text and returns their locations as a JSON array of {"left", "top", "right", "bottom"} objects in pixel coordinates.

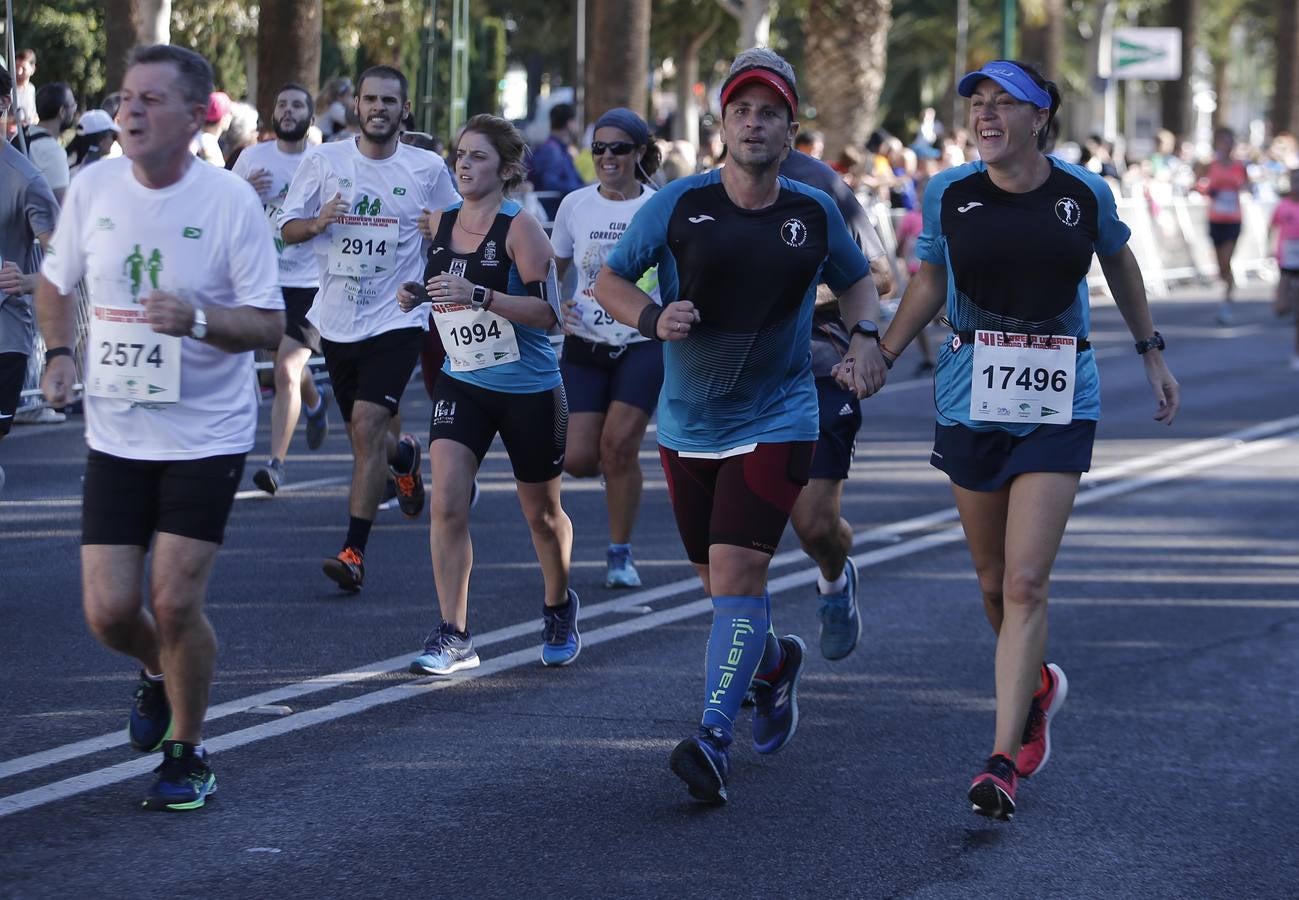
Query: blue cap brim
[{"left": 957, "top": 65, "right": 1051, "bottom": 109}]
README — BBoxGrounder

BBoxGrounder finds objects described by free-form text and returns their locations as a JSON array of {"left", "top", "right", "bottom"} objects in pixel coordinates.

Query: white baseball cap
[{"left": 77, "top": 109, "right": 120, "bottom": 135}]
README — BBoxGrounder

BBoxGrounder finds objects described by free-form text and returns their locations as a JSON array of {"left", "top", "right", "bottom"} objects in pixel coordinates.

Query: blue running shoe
[
  {"left": 128, "top": 670, "right": 172, "bottom": 752},
  {"left": 818, "top": 558, "right": 861, "bottom": 661},
  {"left": 142, "top": 741, "right": 216, "bottom": 811},
  {"left": 605, "top": 545, "right": 642, "bottom": 588},
  {"left": 669, "top": 725, "right": 731, "bottom": 804},
  {"left": 750, "top": 634, "right": 806, "bottom": 754},
  {"left": 305, "top": 386, "right": 331, "bottom": 451},
  {"left": 410, "top": 621, "right": 481, "bottom": 675},
  {"left": 541, "top": 589, "right": 581, "bottom": 666}
]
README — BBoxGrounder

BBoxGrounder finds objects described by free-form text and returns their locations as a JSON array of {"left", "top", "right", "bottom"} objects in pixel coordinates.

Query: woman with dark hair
[
  {"left": 863, "top": 60, "right": 1180, "bottom": 820},
  {"left": 397, "top": 114, "right": 579, "bottom": 674},
  {"left": 67, "top": 109, "right": 120, "bottom": 176},
  {"left": 552, "top": 107, "right": 663, "bottom": 588},
  {"left": 1197, "top": 126, "right": 1251, "bottom": 325}
]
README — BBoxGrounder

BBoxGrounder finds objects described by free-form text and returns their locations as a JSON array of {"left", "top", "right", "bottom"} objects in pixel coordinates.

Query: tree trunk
[
  {"left": 803, "top": 0, "right": 891, "bottom": 160},
  {"left": 1160, "top": 0, "right": 1197, "bottom": 141},
  {"left": 256, "top": 0, "right": 323, "bottom": 126},
  {"left": 1020, "top": 0, "right": 1065, "bottom": 77},
  {"left": 673, "top": 20, "right": 720, "bottom": 147},
  {"left": 716, "top": 0, "right": 770, "bottom": 51},
  {"left": 1274, "top": 0, "right": 1299, "bottom": 134},
  {"left": 585, "top": 0, "right": 650, "bottom": 119},
  {"left": 104, "top": 0, "right": 171, "bottom": 93}
]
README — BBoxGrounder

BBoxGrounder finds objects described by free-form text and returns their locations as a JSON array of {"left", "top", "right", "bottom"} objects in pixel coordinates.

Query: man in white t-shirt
[
  {"left": 233, "top": 82, "right": 331, "bottom": 495},
  {"left": 280, "top": 65, "right": 458, "bottom": 593},
  {"left": 36, "top": 45, "right": 284, "bottom": 812}
]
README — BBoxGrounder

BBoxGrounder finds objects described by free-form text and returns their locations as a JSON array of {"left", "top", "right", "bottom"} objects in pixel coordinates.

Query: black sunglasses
[{"left": 591, "top": 140, "right": 636, "bottom": 156}]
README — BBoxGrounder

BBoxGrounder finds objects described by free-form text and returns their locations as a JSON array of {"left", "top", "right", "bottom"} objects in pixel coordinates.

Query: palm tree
[
  {"left": 586, "top": 0, "right": 651, "bottom": 118},
  {"left": 105, "top": 0, "right": 171, "bottom": 92},
  {"left": 803, "top": 0, "right": 892, "bottom": 159},
  {"left": 1019, "top": 0, "right": 1064, "bottom": 76},
  {"left": 1160, "top": 0, "right": 1197, "bottom": 140},
  {"left": 257, "top": 0, "right": 322, "bottom": 126},
  {"left": 1273, "top": 0, "right": 1298, "bottom": 133}
]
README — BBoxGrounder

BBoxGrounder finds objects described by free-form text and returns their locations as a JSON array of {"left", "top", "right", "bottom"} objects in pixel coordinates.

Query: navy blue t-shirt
[
  {"left": 606, "top": 169, "right": 869, "bottom": 452},
  {"left": 919, "top": 158, "right": 1130, "bottom": 433}
]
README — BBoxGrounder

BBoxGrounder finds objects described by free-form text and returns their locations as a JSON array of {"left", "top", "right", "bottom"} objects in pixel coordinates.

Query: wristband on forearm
[
  {"left": 44, "top": 346, "right": 73, "bottom": 364},
  {"left": 637, "top": 304, "right": 665, "bottom": 341}
]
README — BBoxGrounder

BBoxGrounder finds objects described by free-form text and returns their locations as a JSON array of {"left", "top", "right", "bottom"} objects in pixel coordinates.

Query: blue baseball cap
[{"left": 957, "top": 61, "right": 1051, "bottom": 110}]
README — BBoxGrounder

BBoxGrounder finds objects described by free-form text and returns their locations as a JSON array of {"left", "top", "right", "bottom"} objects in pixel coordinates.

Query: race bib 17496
[{"left": 969, "top": 330, "right": 1076, "bottom": 425}]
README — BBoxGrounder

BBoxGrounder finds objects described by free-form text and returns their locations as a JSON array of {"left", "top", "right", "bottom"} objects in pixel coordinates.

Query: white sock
[
  {"left": 304, "top": 396, "right": 322, "bottom": 415},
  {"left": 193, "top": 743, "right": 206, "bottom": 758},
  {"left": 144, "top": 671, "right": 164, "bottom": 682},
  {"left": 818, "top": 570, "right": 848, "bottom": 595}
]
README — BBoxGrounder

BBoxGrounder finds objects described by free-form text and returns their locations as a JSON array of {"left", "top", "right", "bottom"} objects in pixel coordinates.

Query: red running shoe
[
  {"left": 1017, "top": 662, "right": 1068, "bottom": 778},
  {"left": 968, "top": 753, "right": 1018, "bottom": 820}
]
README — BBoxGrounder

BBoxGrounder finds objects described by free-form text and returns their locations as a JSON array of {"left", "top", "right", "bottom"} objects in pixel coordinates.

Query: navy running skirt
[{"left": 930, "top": 420, "right": 1096, "bottom": 492}]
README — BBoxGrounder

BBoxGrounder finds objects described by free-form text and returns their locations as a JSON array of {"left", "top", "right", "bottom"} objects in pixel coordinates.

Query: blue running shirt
[
  {"left": 918, "top": 158, "right": 1131, "bottom": 434},
  {"left": 606, "top": 169, "right": 870, "bottom": 452}
]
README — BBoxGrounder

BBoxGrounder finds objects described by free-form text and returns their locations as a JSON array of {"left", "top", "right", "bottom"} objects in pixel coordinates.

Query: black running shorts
[
  {"left": 281, "top": 286, "right": 321, "bottom": 352},
  {"left": 429, "top": 374, "right": 569, "bottom": 483},
  {"left": 81, "top": 450, "right": 246, "bottom": 546},
  {"left": 659, "top": 441, "right": 814, "bottom": 564},
  {"left": 320, "top": 327, "right": 423, "bottom": 422},
  {"left": 809, "top": 376, "right": 862, "bottom": 481},
  {"left": 0, "top": 352, "right": 26, "bottom": 437}
]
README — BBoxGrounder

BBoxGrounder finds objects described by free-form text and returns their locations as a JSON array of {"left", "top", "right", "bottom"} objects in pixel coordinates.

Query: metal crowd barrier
[{"left": 865, "top": 190, "right": 1278, "bottom": 303}]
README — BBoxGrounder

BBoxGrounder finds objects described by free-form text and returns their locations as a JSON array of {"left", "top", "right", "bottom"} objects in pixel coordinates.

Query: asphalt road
[{"left": 0, "top": 286, "right": 1296, "bottom": 899}]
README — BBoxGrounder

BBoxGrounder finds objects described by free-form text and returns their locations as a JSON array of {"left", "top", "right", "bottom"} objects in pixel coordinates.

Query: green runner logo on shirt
[
  {"left": 352, "top": 195, "right": 383, "bottom": 216},
  {"left": 123, "top": 245, "right": 164, "bottom": 300}
]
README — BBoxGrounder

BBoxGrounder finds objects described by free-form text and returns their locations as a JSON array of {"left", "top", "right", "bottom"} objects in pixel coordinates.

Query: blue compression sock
[{"left": 701, "top": 595, "right": 769, "bottom": 741}]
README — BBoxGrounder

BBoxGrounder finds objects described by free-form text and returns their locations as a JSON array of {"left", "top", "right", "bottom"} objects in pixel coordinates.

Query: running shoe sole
[
  {"left": 668, "top": 738, "right": 727, "bottom": 805},
  {"left": 1022, "top": 663, "right": 1068, "bottom": 779},
  {"left": 127, "top": 718, "right": 173, "bottom": 753},
  {"left": 409, "top": 654, "right": 481, "bottom": 676},
  {"left": 968, "top": 778, "right": 1015, "bottom": 821},
  {"left": 252, "top": 468, "right": 279, "bottom": 495},
  {"left": 322, "top": 559, "right": 362, "bottom": 593}
]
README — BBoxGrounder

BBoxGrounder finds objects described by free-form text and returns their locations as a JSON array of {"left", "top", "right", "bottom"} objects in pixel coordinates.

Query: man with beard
[
  {"left": 596, "top": 47, "right": 887, "bottom": 804},
  {"left": 280, "top": 66, "right": 458, "bottom": 592},
  {"left": 233, "top": 83, "right": 332, "bottom": 494}
]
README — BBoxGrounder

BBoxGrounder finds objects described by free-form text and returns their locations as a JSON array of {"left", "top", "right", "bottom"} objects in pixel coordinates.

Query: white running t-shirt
[
  {"left": 279, "top": 138, "right": 459, "bottom": 342},
  {"left": 551, "top": 182, "right": 660, "bottom": 347},
  {"left": 232, "top": 140, "right": 318, "bottom": 288},
  {"left": 42, "top": 157, "right": 283, "bottom": 460}
]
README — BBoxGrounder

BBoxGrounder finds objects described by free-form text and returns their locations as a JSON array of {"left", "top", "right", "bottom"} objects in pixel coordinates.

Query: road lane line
[{"left": 2, "top": 415, "right": 1294, "bottom": 784}]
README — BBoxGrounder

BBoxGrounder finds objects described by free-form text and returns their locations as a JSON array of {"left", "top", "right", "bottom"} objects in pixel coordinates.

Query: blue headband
[
  {"left": 593, "top": 108, "right": 650, "bottom": 147},
  {"left": 957, "top": 61, "right": 1052, "bottom": 110}
]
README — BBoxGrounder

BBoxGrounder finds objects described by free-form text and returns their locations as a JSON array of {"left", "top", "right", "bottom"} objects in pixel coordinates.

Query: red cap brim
[{"left": 721, "top": 69, "right": 798, "bottom": 119}]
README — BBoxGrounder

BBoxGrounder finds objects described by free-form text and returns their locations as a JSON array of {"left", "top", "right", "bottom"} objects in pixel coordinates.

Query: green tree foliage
[
  {"left": 171, "top": 1, "right": 258, "bottom": 98},
  {"left": 8, "top": 2, "right": 107, "bottom": 105}
]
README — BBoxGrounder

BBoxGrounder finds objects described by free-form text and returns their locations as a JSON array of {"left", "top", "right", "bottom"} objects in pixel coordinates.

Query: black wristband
[
  {"left": 637, "top": 304, "right": 665, "bottom": 341},
  {"left": 44, "top": 346, "right": 73, "bottom": 364}
]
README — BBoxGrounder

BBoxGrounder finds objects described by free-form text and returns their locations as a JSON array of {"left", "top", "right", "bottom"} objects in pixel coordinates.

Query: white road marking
[{"left": 0, "top": 418, "right": 1293, "bottom": 817}]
